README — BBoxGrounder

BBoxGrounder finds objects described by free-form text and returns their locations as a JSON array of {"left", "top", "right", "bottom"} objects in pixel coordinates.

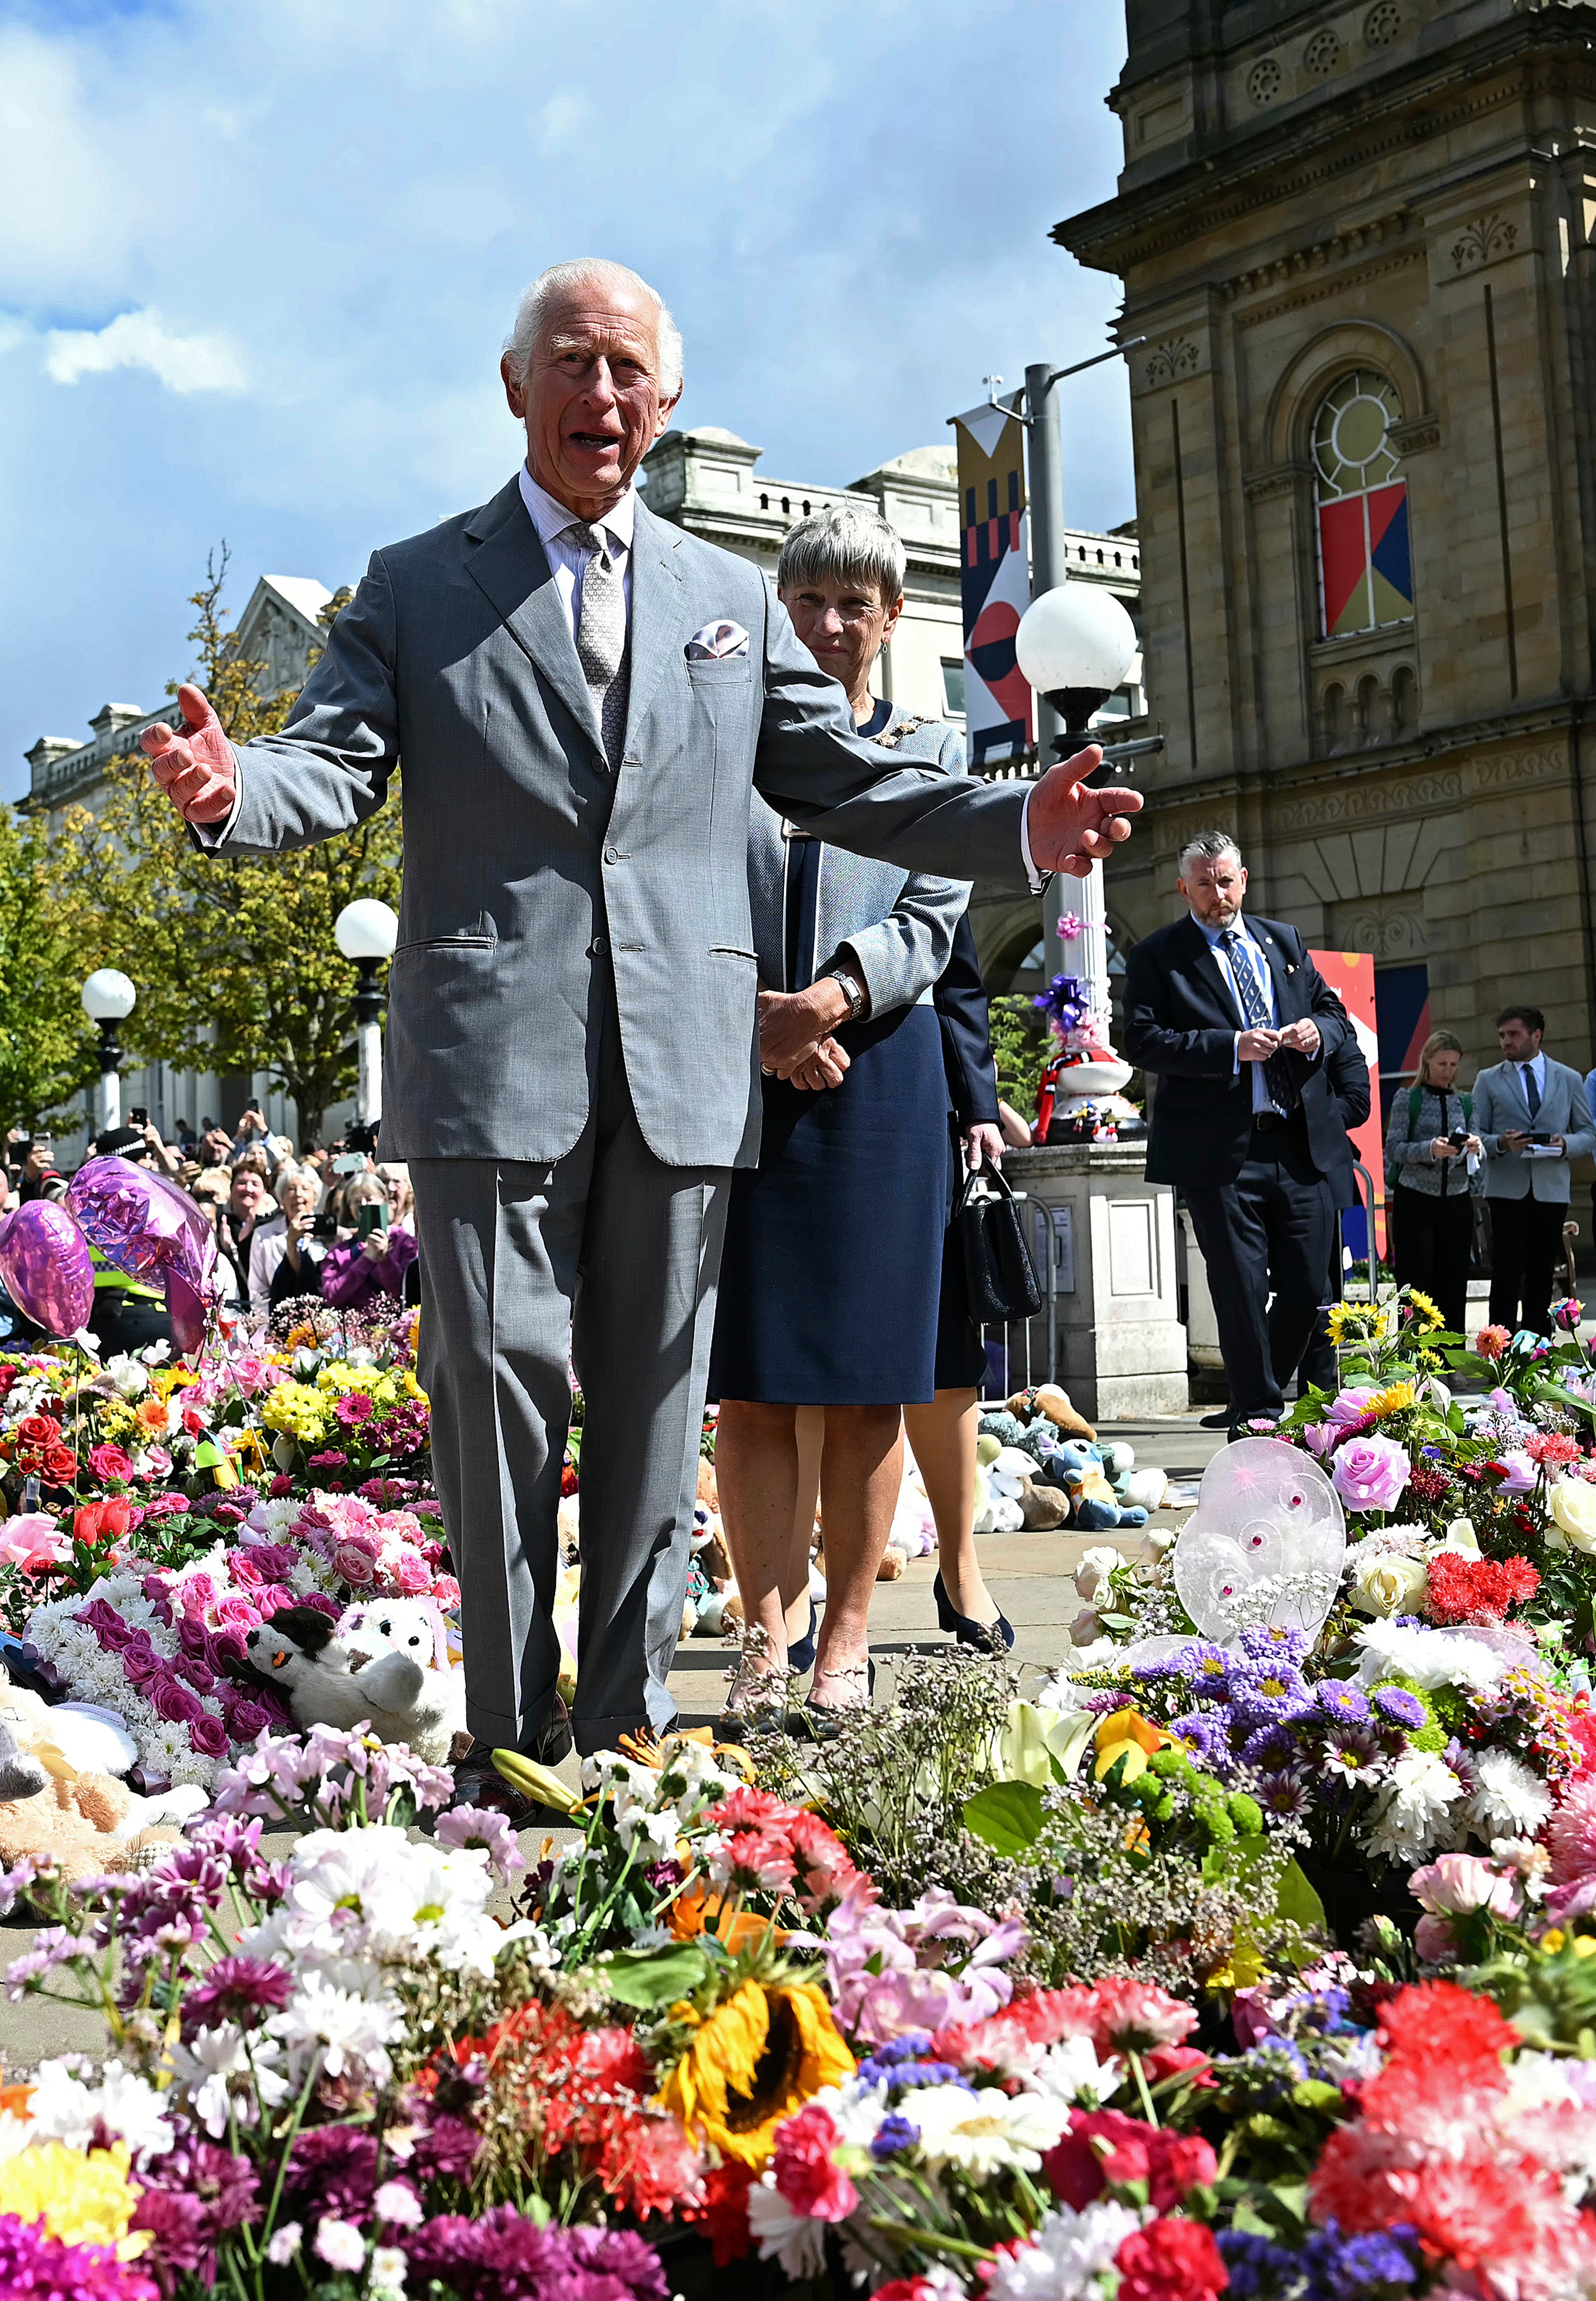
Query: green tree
[
  {"left": 0, "top": 807, "right": 101, "bottom": 1131},
  {"left": 989, "top": 993, "right": 1052, "bottom": 1121},
  {"left": 55, "top": 552, "right": 398, "bottom": 1138}
]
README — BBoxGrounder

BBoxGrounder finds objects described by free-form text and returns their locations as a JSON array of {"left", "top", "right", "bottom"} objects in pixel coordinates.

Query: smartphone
[
  {"left": 129, "top": 1107, "right": 148, "bottom": 1128},
  {"left": 330, "top": 1152, "right": 368, "bottom": 1176},
  {"left": 357, "top": 1201, "right": 389, "bottom": 1240},
  {"left": 1528, "top": 1131, "right": 1555, "bottom": 1145},
  {"left": 33, "top": 1135, "right": 51, "bottom": 1163}
]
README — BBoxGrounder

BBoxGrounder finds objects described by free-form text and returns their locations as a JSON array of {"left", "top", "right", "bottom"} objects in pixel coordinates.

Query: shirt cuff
[
  {"left": 1233, "top": 1033, "right": 1242, "bottom": 1078},
  {"left": 1020, "top": 788, "right": 1051, "bottom": 896}
]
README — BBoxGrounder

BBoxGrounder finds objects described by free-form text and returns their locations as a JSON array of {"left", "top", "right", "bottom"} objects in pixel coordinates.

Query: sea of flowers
[{"left": 6, "top": 1295, "right": 1596, "bottom": 2293}]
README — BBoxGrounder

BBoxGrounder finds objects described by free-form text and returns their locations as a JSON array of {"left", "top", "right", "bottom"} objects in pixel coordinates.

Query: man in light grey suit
[
  {"left": 140, "top": 259, "right": 1140, "bottom": 1786},
  {"left": 1473, "top": 1002, "right": 1595, "bottom": 1336}
]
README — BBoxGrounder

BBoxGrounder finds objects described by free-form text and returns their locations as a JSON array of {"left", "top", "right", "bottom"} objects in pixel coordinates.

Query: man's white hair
[
  {"left": 1177, "top": 829, "right": 1243, "bottom": 878},
  {"left": 503, "top": 259, "right": 684, "bottom": 398}
]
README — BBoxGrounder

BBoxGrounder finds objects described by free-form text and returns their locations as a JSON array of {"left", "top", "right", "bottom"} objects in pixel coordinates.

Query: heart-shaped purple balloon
[
  {"left": 0, "top": 1201, "right": 96, "bottom": 1338},
  {"left": 67, "top": 1157, "right": 215, "bottom": 1291},
  {"left": 163, "top": 1268, "right": 210, "bottom": 1356}
]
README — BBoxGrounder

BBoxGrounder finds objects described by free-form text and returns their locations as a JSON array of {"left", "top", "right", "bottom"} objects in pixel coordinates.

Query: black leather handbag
[{"left": 957, "top": 1161, "right": 1043, "bottom": 1323}]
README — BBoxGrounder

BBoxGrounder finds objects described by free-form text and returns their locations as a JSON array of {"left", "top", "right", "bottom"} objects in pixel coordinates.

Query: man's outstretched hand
[
  {"left": 1025, "top": 744, "right": 1142, "bottom": 879},
  {"left": 139, "top": 684, "right": 237, "bottom": 825}
]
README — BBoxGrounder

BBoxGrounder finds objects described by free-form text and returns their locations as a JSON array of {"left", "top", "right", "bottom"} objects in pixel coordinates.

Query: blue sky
[{"left": 0, "top": 0, "right": 1133, "bottom": 800}]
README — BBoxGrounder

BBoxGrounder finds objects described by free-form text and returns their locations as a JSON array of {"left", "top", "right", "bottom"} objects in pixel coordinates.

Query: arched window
[{"left": 1312, "top": 370, "right": 1413, "bottom": 638}]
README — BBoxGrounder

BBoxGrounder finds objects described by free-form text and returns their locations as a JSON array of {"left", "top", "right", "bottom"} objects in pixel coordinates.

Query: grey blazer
[
  {"left": 748, "top": 709, "right": 971, "bottom": 1009},
  {"left": 1473, "top": 1057, "right": 1596, "bottom": 1203},
  {"left": 209, "top": 474, "right": 1028, "bottom": 1169}
]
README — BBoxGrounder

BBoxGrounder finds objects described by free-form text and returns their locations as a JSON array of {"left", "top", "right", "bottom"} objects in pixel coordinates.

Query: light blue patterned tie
[{"left": 1222, "top": 929, "right": 1292, "bottom": 1115}]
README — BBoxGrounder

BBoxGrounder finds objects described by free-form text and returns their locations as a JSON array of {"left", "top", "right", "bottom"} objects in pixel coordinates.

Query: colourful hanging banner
[{"left": 950, "top": 398, "right": 1034, "bottom": 765}]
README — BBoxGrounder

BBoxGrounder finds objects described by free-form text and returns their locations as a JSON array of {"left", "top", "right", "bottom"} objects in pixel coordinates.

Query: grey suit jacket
[
  {"left": 210, "top": 474, "right": 1029, "bottom": 1168},
  {"left": 747, "top": 709, "right": 971, "bottom": 1008},
  {"left": 1474, "top": 1057, "right": 1596, "bottom": 1202}
]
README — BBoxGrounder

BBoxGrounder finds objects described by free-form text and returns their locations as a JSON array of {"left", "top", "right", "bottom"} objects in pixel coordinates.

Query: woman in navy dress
[{"left": 711, "top": 503, "right": 970, "bottom": 1728}]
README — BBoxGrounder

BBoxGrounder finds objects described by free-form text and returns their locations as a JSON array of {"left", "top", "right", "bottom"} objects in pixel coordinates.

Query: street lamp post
[
  {"left": 1014, "top": 583, "right": 1141, "bottom": 1026},
  {"left": 334, "top": 901, "right": 399, "bottom": 1128},
  {"left": 81, "top": 970, "right": 137, "bottom": 1137}
]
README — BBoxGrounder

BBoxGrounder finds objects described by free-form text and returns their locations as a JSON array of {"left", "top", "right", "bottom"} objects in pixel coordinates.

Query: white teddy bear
[
  {"left": 338, "top": 1595, "right": 468, "bottom": 1756},
  {"left": 243, "top": 1605, "right": 464, "bottom": 1764}
]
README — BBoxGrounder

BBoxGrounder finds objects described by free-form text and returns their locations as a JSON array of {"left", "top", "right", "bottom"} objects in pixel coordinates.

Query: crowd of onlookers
[{"left": 0, "top": 1101, "right": 417, "bottom": 1347}]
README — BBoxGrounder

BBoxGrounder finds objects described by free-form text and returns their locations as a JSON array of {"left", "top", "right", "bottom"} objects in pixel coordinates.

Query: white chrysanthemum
[
  {"left": 25, "top": 2057, "right": 174, "bottom": 2167},
  {"left": 246, "top": 1826, "right": 501, "bottom": 1978},
  {"left": 314, "top": 2217, "right": 367, "bottom": 2273},
  {"left": 1368, "top": 1750, "right": 1464, "bottom": 1865},
  {"left": 102, "top": 1355, "right": 151, "bottom": 1398},
  {"left": 746, "top": 2174, "right": 830, "bottom": 2279},
  {"left": 168, "top": 2023, "right": 289, "bottom": 2139},
  {"left": 613, "top": 1805, "right": 680, "bottom": 1862},
  {"left": 909, "top": 2084, "right": 1069, "bottom": 2176},
  {"left": 1468, "top": 1750, "right": 1553, "bottom": 1843},
  {"left": 269, "top": 1972, "right": 405, "bottom": 2085},
  {"left": 985, "top": 2199, "right": 1146, "bottom": 2301},
  {"left": 1355, "top": 1620, "right": 1507, "bottom": 1692}
]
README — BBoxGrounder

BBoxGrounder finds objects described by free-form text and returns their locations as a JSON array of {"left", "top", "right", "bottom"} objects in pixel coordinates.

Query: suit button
[
  {"left": 591, "top": 935, "right": 608, "bottom": 957},
  {"left": 603, "top": 843, "right": 619, "bottom": 865}
]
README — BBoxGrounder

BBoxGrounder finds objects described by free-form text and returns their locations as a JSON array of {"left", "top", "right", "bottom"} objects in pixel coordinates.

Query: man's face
[
  {"left": 1178, "top": 854, "right": 1247, "bottom": 929},
  {"left": 502, "top": 277, "right": 681, "bottom": 516},
  {"left": 1498, "top": 1017, "right": 1543, "bottom": 1062}
]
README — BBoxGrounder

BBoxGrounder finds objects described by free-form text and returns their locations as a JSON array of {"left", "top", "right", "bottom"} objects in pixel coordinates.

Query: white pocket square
[{"left": 686, "top": 619, "right": 750, "bottom": 660}]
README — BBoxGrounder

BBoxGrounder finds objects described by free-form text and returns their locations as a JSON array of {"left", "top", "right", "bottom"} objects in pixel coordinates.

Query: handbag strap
[{"left": 958, "top": 1157, "right": 1022, "bottom": 1212}]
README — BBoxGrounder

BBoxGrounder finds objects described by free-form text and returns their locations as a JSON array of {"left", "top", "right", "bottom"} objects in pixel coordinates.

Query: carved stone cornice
[
  {"left": 1222, "top": 208, "right": 1412, "bottom": 301},
  {"left": 1389, "top": 413, "right": 1440, "bottom": 456},
  {"left": 1243, "top": 460, "right": 1311, "bottom": 503}
]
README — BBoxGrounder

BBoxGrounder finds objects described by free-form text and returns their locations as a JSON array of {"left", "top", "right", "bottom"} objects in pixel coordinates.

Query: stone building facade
[{"left": 1057, "top": 0, "right": 1596, "bottom": 1106}]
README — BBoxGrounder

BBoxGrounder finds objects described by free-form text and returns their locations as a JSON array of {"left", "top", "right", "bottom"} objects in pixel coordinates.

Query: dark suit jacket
[
  {"left": 933, "top": 915, "right": 1000, "bottom": 1128},
  {"left": 1123, "top": 912, "right": 1357, "bottom": 1189},
  {"left": 1324, "top": 1027, "right": 1373, "bottom": 1212}
]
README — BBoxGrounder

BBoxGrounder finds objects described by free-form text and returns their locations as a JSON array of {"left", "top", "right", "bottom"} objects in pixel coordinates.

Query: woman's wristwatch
[{"left": 828, "top": 967, "right": 866, "bottom": 1022}]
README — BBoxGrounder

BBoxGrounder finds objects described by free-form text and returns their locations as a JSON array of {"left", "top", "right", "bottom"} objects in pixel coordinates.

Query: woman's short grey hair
[
  {"left": 777, "top": 503, "right": 907, "bottom": 605},
  {"left": 1177, "top": 830, "right": 1243, "bottom": 878},
  {"left": 503, "top": 259, "right": 684, "bottom": 398}
]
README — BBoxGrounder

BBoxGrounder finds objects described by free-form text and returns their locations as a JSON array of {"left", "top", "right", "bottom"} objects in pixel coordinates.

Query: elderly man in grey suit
[
  {"left": 1473, "top": 1002, "right": 1595, "bottom": 1336},
  {"left": 139, "top": 258, "right": 1140, "bottom": 1792}
]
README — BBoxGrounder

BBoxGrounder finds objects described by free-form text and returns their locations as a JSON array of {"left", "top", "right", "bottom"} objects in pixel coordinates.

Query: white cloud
[
  {"left": 533, "top": 88, "right": 594, "bottom": 152},
  {"left": 42, "top": 309, "right": 245, "bottom": 395}
]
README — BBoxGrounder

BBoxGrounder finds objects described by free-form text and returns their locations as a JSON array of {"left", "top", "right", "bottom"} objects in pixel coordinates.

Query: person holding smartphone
[{"left": 321, "top": 1173, "right": 417, "bottom": 1313}]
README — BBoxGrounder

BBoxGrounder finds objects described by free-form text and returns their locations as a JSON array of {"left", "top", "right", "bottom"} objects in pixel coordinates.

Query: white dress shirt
[
  {"left": 1194, "top": 911, "right": 1283, "bottom": 1116},
  {"left": 517, "top": 464, "right": 635, "bottom": 641},
  {"left": 1519, "top": 1048, "right": 1548, "bottom": 1104}
]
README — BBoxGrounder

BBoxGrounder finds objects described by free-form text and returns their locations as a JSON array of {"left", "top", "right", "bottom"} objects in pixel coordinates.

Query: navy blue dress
[
  {"left": 931, "top": 913, "right": 1000, "bottom": 1392},
  {"left": 709, "top": 701, "right": 951, "bottom": 1406}
]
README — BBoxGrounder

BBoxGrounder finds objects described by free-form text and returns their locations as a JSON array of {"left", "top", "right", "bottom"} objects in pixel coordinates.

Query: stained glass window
[{"left": 1313, "top": 371, "right": 1413, "bottom": 639}]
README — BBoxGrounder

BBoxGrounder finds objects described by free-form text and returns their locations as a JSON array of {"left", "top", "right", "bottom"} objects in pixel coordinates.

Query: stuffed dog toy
[{"left": 243, "top": 1606, "right": 460, "bottom": 1762}]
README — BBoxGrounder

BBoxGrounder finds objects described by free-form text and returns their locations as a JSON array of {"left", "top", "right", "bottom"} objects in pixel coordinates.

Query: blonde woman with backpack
[{"left": 1383, "top": 1029, "right": 1483, "bottom": 1333}]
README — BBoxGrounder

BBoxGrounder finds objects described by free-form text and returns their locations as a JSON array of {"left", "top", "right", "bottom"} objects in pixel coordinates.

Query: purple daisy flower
[
  {"left": 1258, "top": 1771, "right": 1311, "bottom": 1819},
  {"left": 1321, "top": 1722, "right": 1384, "bottom": 1785},
  {"left": 1168, "top": 1711, "right": 1223, "bottom": 1762},
  {"left": 1230, "top": 1661, "right": 1313, "bottom": 1723},
  {"left": 1315, "top": 1681, "right": 1371, "bottom": 1723},
  {"left": 1372, "top": 1685, "right": 1427, "bottom": 1729},
  {"left": 1238, "top": 1623, "right": 1309, "bottom": 1665},
  {"left": 1176, "top": 1641, "right": 1233, "bottom": 1691}
]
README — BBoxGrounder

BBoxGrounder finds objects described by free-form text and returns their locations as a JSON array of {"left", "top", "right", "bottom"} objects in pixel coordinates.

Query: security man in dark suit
[{"left": 1124, "top": 832, "right": 1367, "bottom": 1435}]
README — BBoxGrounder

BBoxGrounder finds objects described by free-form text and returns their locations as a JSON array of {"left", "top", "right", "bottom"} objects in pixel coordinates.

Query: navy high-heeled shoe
[
  {"left": 788, "top": 1595, "right": 821, "bottom": 1676},
  {"left": 934, "top": 1568, "right": 1015, "bottom": 1652}
]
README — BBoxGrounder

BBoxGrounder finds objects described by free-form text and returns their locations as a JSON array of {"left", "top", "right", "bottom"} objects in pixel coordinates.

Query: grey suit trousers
[{"left": 410, "top": 976, "right": 730, "bottom": 1757}]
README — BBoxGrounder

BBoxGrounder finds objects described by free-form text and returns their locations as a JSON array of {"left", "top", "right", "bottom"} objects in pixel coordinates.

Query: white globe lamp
[
  {"left": 1015, "top": 582, "right": 1140, "bottom": 753},
  {"left": 335, "top": 902, "right": 399, "bottom": 1130},
  {"left": 81, "top": 971, "right": 137, "bottom": 1137}
]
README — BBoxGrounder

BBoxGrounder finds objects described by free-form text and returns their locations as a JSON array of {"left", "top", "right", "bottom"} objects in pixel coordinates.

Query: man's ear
[{"left": 501, "top": 353, "right": 526, "bottom": 421}]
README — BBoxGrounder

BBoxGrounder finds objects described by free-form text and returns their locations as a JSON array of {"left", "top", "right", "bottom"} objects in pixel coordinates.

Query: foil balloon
[
  {"left": 163, "top": 1268, "right": 209, "bottom": 1357},
  {"left": 68, "top": 1157, "right": 215, "bottom": 1290},
  {"left": 1172, "top": 1436, "right": 1346, "bottom": 1647},
  {"left": 0, "top": 1201, "right": 95, "bottom": 1338}
]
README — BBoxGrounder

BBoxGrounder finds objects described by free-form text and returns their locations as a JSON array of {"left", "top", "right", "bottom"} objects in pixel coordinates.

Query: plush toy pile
[{"left": 975, "top": 1384, "right": 1168, "bottom": 1535}]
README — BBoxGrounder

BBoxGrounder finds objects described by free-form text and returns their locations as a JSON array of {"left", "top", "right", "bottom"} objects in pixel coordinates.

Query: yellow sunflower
[
  {"left": 1325, "top": 1301, "right": 1386, "bottom": 1346},
  {"left": 1368, "top": 1382, "right": 1416, "bottom": 1419},
  {"left": 1404, "top": 1288, "right": 1445, "bottom": 1332},
  {"left": 655, "top": 1979, "right": 855, "bottom": 2165}
]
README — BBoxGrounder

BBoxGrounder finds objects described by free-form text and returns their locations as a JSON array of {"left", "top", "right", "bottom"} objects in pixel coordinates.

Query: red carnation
[
  {"left": 1527, "top": 1432, "right": 1583, "bottom": 1468},
  {"left": 1425, "top": 1552, "right": 1539, "bottom": 1627},
  {"left": 1114, "top": 2217, "right": 1228, "bottom": 2301}
]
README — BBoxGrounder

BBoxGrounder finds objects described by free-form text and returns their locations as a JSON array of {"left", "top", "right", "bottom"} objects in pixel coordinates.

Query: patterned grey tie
[
  {"left": 565, "top": 520, "right": 630, "bottom": 768},
  {"left": 1221, "top": 927, "right": 1294, "bottom": 1115}
]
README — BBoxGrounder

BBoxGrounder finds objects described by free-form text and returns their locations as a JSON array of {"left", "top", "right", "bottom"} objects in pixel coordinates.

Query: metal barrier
[{"left": 975, "top": 1192, "right": 1058, "bottom": 1401}]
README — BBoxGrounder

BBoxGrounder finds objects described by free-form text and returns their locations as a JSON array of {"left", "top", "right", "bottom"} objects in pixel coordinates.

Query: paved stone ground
[{"left": 0, "top": 1415, "right": 1228, "bottom": 2079}]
